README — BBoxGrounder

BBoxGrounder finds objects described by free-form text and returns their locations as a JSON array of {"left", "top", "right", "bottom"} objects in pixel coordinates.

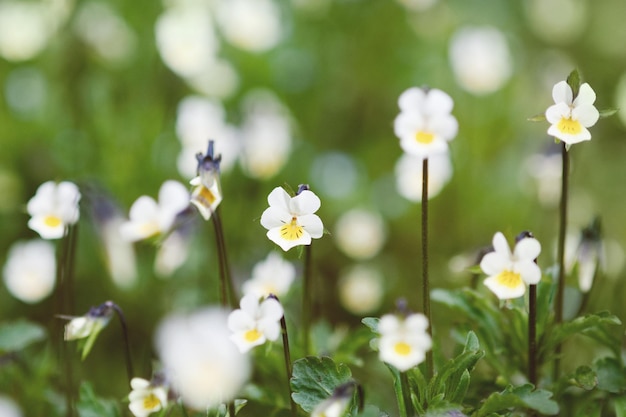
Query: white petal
[
  {"left": 259, "top": 298, "right": 284, "bottom": 320},
  {"left": 159, "top": 180, "right": 190, "bottom": 213},
  {"left": 298, "top": 214, "right": 324, "bottom": 239},
  {"left": 547, "top": 124, "right": 591, "bottom": 144},
  {"left": 516, "top": 261, "right": 542, "bottom": 285},
  {"left": 28, "top": 216, "right": 66, "bottom": 239},
  {"left": 289, "top": 190, "right": 321, "bottom": 215},
  {"left": 552, "top": 80, "right": 572, "bottom": 105},
  {"left": 266, "top": 227, "right": 311, "bottom": 251},
  {"left": 130, "top": 378, "right": 151, "bottom": 390},
  {"left": 424, "top": 89, "right": 454, "bottom": 115},
  {"left": 267, "top": 187, "right": 291, "bottom": 211},
  {"left": 405, "top": 314, "right": 429, "bottom": 333},
  {"left": 399, "top": 136, "right": 449, "bottom": 158},
  {"left": 230, "top": 332, "right": 265, "bottom": 353},
  {"left": 545, "top": 102, "right": 571, "bottom": 124},
  {"left": 398, "top": 87, "right": 426, "bottom": 112},
  {"left": 483, "top": 275, "right": 526, "bottom": 300},
  {"left": 128, "top": 196, "right": 159, "bottom": 221},
  {"left": 377, "top": 314, "right": 400, "bottom": 335},
  {"left": 259, "top": 320, "right": 281, "bottom": 341},
  {"left": 227, "top": 309, "right": 255, "bottom": 332},
  {"left": 260, "top": 206, "right": 292, "bottom": 230},
  {"left": 574, "top": 83, "right": 596, "bottom": 106},
  {"left": 514, "top": 237, "right": 541, "bottom": 261},
  {"left": 429, "top": 114, "right": 458, "bottom": 141},
  {"left": 492, "top": 232, "right": 511, "bottom": 258},
  {"left": 480, "top": 252, "right": 509, "bottom": 276},
  {"left": 240, "top": 294, "right": 261, "bottom": 316},
  {"left": 572, "top": 104, "right": 599, "bottom": 128},
  {"left": 393, "top": 112, "right": 425, "bottom": 139},
  {"left": 27, "top": 181, "right": 56, "bottom": 216},
  {"left": 129, "top": 400, "right": 152, "bottom": 417}
]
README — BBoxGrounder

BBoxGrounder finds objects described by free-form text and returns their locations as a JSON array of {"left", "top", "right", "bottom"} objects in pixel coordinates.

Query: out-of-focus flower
[
  {"left": 334, "top": 209, "right": 386, "bottom": 260},
  {"left": 393, "top": 87, "right": 458, "bottom": 158},
  {"left": 339, "top": 265, "right": 384, "bottom": 315},
  {"left": 395, "top": 152, "right": 453, "bottom": 202},
  {"left": 525, "top": 0, "right": 586, "bottom": 45},
  {"left": 395, "top": 0, "right": 438, "bottom": 12},
  {"left": 128, "top": 377, "right": 168, "bottom": 417},
  {"left": 27, "top": 181, "right": 81, "bottom": 239},
  {"left": 378, "top": 313, "right": 432, "bottom": 372},
  {"left": 190, "top": 141, "right": 223, "bottom": 221},
  {"left": 175, "top": 96, "right": 240, "bottom": 178},
  {"left": 64, "top": 302, "right": 114, "bottom": 359},
  {"left": 3, "top": 240, "right": 55, "bottom": 304},
  {"left": 310, "top": 382, "right": 355, "bottom": 417},
  {"left": 242, "top": 252, "right": 296, "bottom": 298},
  {"left": 239, "top": 90, "right": 293, "bottom": 179},
  {"left": 449, "top": 26, "right": 513, "bottom": 95},
  {"left": 214, "top": 0, "right": 282, "bottom": 52},
  {"left": 523, "top": 145, "right": 562, "bottom": 208},
  {"left": 546, "top": 80, "right": 599, "bottom": 145},
  {"left": 120, "top": 181, "right": 189, "bottom": 242},
  {"left": 74, "top": 1, "right": 136, "bottom": 64},
  {"left": 228, "top": 294, "right": 284, "bottom": 353},
  {"left": 155, "top": 308, "right": 251, "bottom": 409},
  {"left": 565, "top": 218, "right": 604, "bottom": 293},
  {"left": 0, "top": 1, "right": 57, "bottom": 61},
  {"left": 260, "top": 185, "right": 324, "bottom": 251},
  {"left": 480, "top": 232, "right": 542, "bottom": 300},
  {"left": 0, "top": 395, "right": 22, "bottom": 417},
  {"left": 155, "top": 231, "right": 191, "bottom": 278}
]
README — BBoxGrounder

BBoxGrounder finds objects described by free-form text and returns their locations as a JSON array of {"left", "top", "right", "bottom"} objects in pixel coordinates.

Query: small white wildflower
[
  {"left": 242, "top": 252, "right": 296, "bottom": 298},
  {"left": 228, "top": 294, "right": 284, "bottom": 353},
  {"left": 378, "top": 313, "right": 432, "bottom": 372},
  {"left": 545, "top": 80, "right": 599, "bottom": 145},
  {"left": 3, "top": 239, "right": 56, "bottom": 304},
  {"left": 27, "top": 181, "right": 81, "bottom": 240},
  {"left": 128, "top": 377, "right": 168, "bottom": 417}
]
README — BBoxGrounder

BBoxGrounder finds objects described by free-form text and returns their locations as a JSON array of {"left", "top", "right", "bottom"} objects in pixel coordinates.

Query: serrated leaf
[
  {"left": 361, "top": 317, "right": 379, "bottom": 333},
  {"left": 572, "top": 366, "right": 597, "bottom": 390},
  {"left": 476, "top": 384, "right": 558, "bottom": 416},
  {"left": 595, "top": 357, "right": 626, "bottom": 393},
  {"left": 599, "top": 108, "right": 618, "bottom": 118},
  {"left": 567, "top": 69, "right": 581, "bottom": 98},
  {"left": 290, "top": 356, "right": 352, "bottom": 412},
  {"left": 0, "top": 320, "right": 46, "bottom": 353},
  {"left": 527, "top": 113, "right": 547, "bottom": 122}
]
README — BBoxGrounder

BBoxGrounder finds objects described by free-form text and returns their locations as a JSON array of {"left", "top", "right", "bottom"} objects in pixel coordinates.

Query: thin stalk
[
  {"left": 421, "top": 158, "right": 433, "bottom": 379},
  {"left": 107, "top": 302, "right": 134, "bottom": 382},
  {"left": 553, "top": 143, "right": 569, "bottom": 381},
  {"left": 528, "top": 284, "right": 538, "bottom": 387},
  {"left": 303, "top": 245, "right": 313, "bottom": 356},
  {"left": 210, "top": 208, "right": 236, "bottom": 308},
  {"left": 398, "top": 371, "right": 412, "bottom": 417},
  {"left": 228, "top": 402, "right": 236, "bottom": 417},
  {"left": 275, "top": 297, "right": 297, "bottom": 417}
]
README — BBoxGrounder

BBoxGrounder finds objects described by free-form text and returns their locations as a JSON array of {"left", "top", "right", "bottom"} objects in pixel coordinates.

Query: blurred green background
[{"left": 1, "top": 0, "right": 626, "bottom": 414}]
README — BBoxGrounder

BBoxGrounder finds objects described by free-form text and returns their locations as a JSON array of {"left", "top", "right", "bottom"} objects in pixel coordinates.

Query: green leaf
[
  {"left": 595, "top": 357, "right": 626, "bottom": 393},
  {"left": 614, "top": 396, "right": 626, "bottom": 417},
  {"left": 361, "top": 317, "right": 379, "bottom": 333},
  {"left": 476, "top": 384, "right": 559, "bottom": 416},
  {"left": 76, "top": 382, "right": 121, "bottom": 417},
  {"left": 463, "top": 330, "right": 480, "bottom": 352},
  {"left": 527, "top": 113, "right": 547, "bottom": 122},
  {"left": 543, "top": 312, "right": 621, "bottom": 353},
  {"left": 449, "top": 369, "right": 470, "bottom": 404},
  {"left": 290, "top": 356, "right": 353, "bottom": 412},
  {"left": 572, "top": 366, "right": 597, "bottom": 390},
  {"left": 0, "top": 320, "right": 46, "bottom": 353},
  {"left": 354, "top": 404, "right": 389, "bottom": 417},
  {"left": 567, "top": 69, "right": 581, "bottom": 98}
]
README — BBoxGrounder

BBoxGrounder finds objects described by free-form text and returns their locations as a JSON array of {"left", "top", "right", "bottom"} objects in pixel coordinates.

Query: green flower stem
[
  {"left": 398, "top": 371, "right": 412, "bottom": 417},
  {"left": 553, "top": 142, "right": 569, "bottom": 381},
  {"left": 210, "top": 208, "right": 236, "bottom": 308},
  {"left": 303, "top": 244, "right": 313, "bottom": 356},
  {"left": 274, "top": 295, "right": 298, "bottom": 417},
  {"left": 106, "top": 302, "right": 134, "bottom": 382},
  {"left": 528, "top": 284, "right": 538, "bottom": 387},
  {"left": 421, "top": 158, "right": 433, "bottom": 379},
  {"left": 228, "top": 402, "right": 236, "bottom": 417}
]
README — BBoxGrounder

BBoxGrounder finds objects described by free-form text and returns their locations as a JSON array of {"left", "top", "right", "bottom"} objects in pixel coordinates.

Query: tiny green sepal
[
  {"left": 527, "top": 113, "right": 547, "bottom": 122},
  {"left": 566, "top": 69, "right": 581, "bottom": 98},
  {"left": 599, "top": 108, "right": 618, "bottom": 118}
]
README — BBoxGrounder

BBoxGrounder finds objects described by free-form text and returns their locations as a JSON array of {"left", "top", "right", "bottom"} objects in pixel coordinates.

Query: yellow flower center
[
  {"left": 143, "top": 393, "right": 161, "bottom": 410},
  {"left": 198, "top": 186, "right": 216, "bottom": 205},
  {"left": 495, "top": 270, "right": 522, "bottom": 288},
  {"left": 44, "top": 215, "right": 62, "bottom": 227},
  {"left": 556, "top": 117, "right": 582, "bottom": 135},
  {"left": 244, "top": 328, "right": 263, "bottom": 342},
  {"left": 280, "top": 217, "right": 304, "bottom": 241},
  {"left": 394, "top": 341, "right": 412, "bottom": 356},
  {"left": 415, "top": 131, "right": 435, "bottom": 144}
]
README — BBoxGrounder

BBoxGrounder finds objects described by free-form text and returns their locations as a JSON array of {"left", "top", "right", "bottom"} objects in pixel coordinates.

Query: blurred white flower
[
  {"left": 228, "top": 294, "right": 284, "bottom": 353},
  {"left": 74, "top": 1, "right": 137, "bottom": 64},
  {"left": 99, "top": 216, "right": 138, "bottom": 288},
  {"left": 334, "top": 209, "right": 386, "bottom": 260},
  {"left": 378, "top": 313, "right": 432, "bottom": 372},
  {"left": 523, "top": 148, "right": 562, "bottom": 208},
  {"left": 395, "top": 152, "right": 453, "bottom": 202},
  {"left": 242, "top": 252, "right": 296, "bottom": 298},
  {"left": 564, "top": 220, "right": 604, "bottom": 293},
  {"left": 184, "top": 58, "right": 239, "bottom": 98},
  {"left": 480, "top": 232, "right": 542, "bottom": 300},
  {"left": 239, "top": 90, "right": 293, "bottom": 180},
  {"left": 260, "top": 186, "right": 324, "bottom": 251},
  {"left": 155, "top": 308, "right": 251, "bottom": 409},
  {"left": 27, "top": 181, "right": 81, "bottom": 240},
  {"left": 176, "top": 96, "right": 240, "bottom": 178},
  {"left": 0, "top": 1, "right": 55, "bottom": 61},
  {"left": 449, "top": 26, "right": 513, "bottom": 95},
  {"left": 3, "top": 239, "right": 55, "bottom": 304},
  {"left": 393, "top": 87, "right": 458, "bottom": 158},
  {"left": 526, "top": 0, "right": 586, "bottom": 45},
  {"left": 0, "top": 395, "right": 22, "bottom": 417},
  {"left": 395, "top": 0, "right": 438, "bottom": 12},
  {"left": 310, "top": 383, "right": 354, "bottom": 417},
  {"left": 64, "top": 305, "right": 113, "bottom": 341},
  {"left": 214, "top": 0, "right": 282, "bottom": 52},
  {"left": 338, "top": 265, "right": 384, "bottom": 315},
  {"left": 155, "top": 231, "right": 190, "bottom": 278},
  {"left": 546, "top": 80, "right": 599, "bottom": 145},
  {"left": 128, "top": 377, "right": 168, "bottom": 417},
  {"left": 120, "top": 181, "right": 189, "bottom": 242}
]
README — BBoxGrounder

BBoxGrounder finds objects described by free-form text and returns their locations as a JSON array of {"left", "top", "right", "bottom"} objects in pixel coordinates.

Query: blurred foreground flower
[
  {"left": 214, "top": 0, "right": 282, "bottom": 52},
  {"left": 128, "top": 377, "right": 168, "bottom": 417},
  {"left": 63, "top": 302, "right": 114, "bottom": 359},
  {"left": 3, "top": 239, "right": 55, "bottom": 304},
  {"left": 190, "top": 141, "right": 223, "bottom": 221},
  {"left": 228, "top": 294, "right": 284, "bottom": 353},
  {"left": 334, "top": 209, "right": 386, "bottom": 260},
  {"left": 120, "top": 181, "right": 189, "bottom": 241},
  {"left": 378, "top": 313, "right": 432, "bottom": 372},
  {"left": 0, "top": 395, "right": 22, "bottom": 417},
  {"left": 566, "top": 218, "right": 604, "bottom": 293},
  {"left": 393, "top": 87, "right": 458, "bottom": 158},
  {"left": 339, "top": 265, "right": 384, "bottom": 315},
  {"left": 480, "top": 232, "right": 542, "bottom": 300},
  {"left": 260, "top": 185, "right": 324, "bottom": 251},
  {"left": 311, "top": 382, "right": 355, "bottom": 417},
  {"left": 27, "top": 181, "right": 81, "bottom": 239},
  {"left": 546, "top": 80, "right": 599, "bottom": 145},
  {"left": 242, "top": 252, "right": 295, "bottom": 298},
  {"left": 155, "top": 308, "right": 251, "bottom": 409},
  {"left": 395, "top": 152, "right": 453, "bottom": 202}
]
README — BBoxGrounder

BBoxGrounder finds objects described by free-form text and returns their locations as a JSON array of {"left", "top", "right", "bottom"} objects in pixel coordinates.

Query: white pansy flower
[
  {"left": 228, "top": 294, "right": 284, "bottom": 353},
  {"left": 334, "top": 209, "right": 386, "bottom": 260},
  {"left": 214, "top": 0, "right": 282, "bottom": 53},
  {"left": 27, "top": 181, "right": 81, "bottom": 240},
  {"left": 64, "top": 305, "right": 113, "bottom": 342},
  {"left": 3, "top": 240, "right": 55, "bottom": 304},
  {"left": 120, "top": 181, "right": 189, "bottom": 242},
  {"left": 480, "top": 232, "right": 542, "bottom": 300},
  {"left": 155, "top": 308, "right": 251, "bottom": 410},
  {"left": 260, "top": 186, "right": 324, "bottom": 252},
  {"left": 395, "top": 152, "right": 453, "bottom": 202},
  {"left": 378, "top": 313, "right": 432, "bottom": 372},
  {"left": 128, "top": 377, "right": 168, "bottom": 417},
  {"left": 545, "top": 80, "right": 599, "bottom": 145},
  {"left": 393, "top": 87, "right": 458, "bottom": 158},
  {"left": 242, "top": 252, "right": 296, "bottom": 298}
]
